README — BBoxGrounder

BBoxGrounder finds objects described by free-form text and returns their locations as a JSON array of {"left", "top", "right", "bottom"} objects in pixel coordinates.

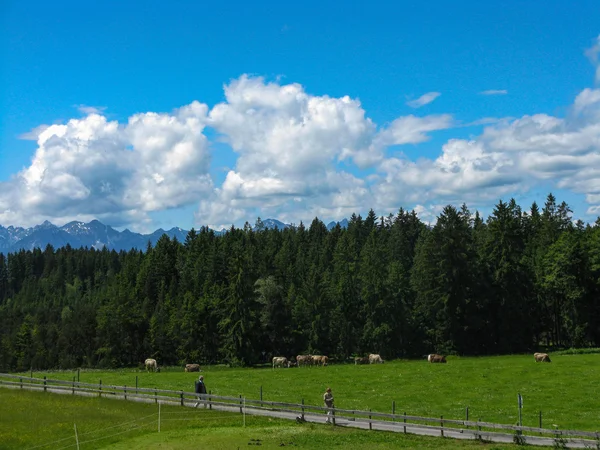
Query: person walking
[
  {"left": 323, "top": 387, "right": 334, "bottom": 424},
  {"left": 194, "top": 375, "right": 207, "bottom": 408}
]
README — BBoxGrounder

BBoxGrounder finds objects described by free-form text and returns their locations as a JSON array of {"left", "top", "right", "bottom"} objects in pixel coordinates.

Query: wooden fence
[{"left": 1, "top": 373, "right": 599, "bottom": 446}]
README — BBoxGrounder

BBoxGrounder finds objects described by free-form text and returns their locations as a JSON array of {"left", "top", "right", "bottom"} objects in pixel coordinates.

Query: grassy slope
[
  {"left": 0, "top": 389, "right": 522, "bottom": 449},
  {"left": 26, "top": 354, "right": 600, "bottom": 431}
]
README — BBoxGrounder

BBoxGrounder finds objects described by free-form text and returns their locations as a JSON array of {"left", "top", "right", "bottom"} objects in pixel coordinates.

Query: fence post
[
  {"left": 30, "top": 367, "right": 33, "bottom": 379},
  {"left": 180, "top": 391, "right": 184, "bottom": 406},
  {"left": 239, "top": 395, "right": 243, "bottom": 414},
  {"left": 539, "top": 410, "right": 542, "bottom": 431},
  {"left": 124, "top": 385, "right": 127, "bottom": 400},
  {"left": 369, "top": 409, "right": 372, "bottom": 430},
  {"left": 209, "top": 390, "right": 212, "bottom": 410},
  {"left": 20, "top": 377, "right": 23, "bottom": 389},
  {"left": 403, "top": 412, "right": 406, "bottom": 433},
  {"left": 43, "top": 376, "right": 47, "bottom": 392},
  {"left": 74, "top": 424, "right": 80, "bottom": 450},
  {"left": 77, "top": 368, "right": 80, "bottom": 382},
  {"left": 155, "top": 388, "right": 158, "bottom": 404},
  {"left": 441, "top": 415, "right": 444, "bottom": 437},
  {"left": 260, "top": 385, "right": 263, "bottom": 404},
  {"left": 135, "top": 376, "right": 138, "bottom": 391},
  {"left": 466, "top": 406, "right": 469, "bottom": 429},
  {"left": 99, "top": 379, "right": 102, "bottom": 398},
  {"left": 301, "top": 398, "right": 305, "bottom": 420},
  {"left": 72, "top": 377, "right": 75, "bottom": 394},
  {"left": 392, "top": 401, "right": 395, "bottom": 422}
]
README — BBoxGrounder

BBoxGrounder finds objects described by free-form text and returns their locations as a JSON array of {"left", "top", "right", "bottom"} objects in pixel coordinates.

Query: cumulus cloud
[
  {"left": 1, "top": 102, "right": 212, "bottom": 227},
  {"left": 373, "top": 84, "right": 600, "bottom": 218},
  {"left": 479, "top": 90, "right": 508, "bottom": 96},
  {"left": 9, "top": 40, "right": 600, "bottom": 231},
  {"left": 193, "top": 75, "right": 450, "bottom": 228},
  {"left": 406, "top": 92, "right": 441, "bottom": 108}
]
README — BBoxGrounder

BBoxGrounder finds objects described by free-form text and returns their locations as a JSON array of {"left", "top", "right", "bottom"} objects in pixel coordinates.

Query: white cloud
[
  {"left": 373, "top": 84, "right": 600, "bottom": 218},
  {"left": 413, "top": 204, "right": 445, "bottom": 225},
  {"left": 8, "top": 40, "right": 600, "bottom": 232},
  {"left": 375, "top": 114, "right": 454, "bottom": 146},
  {"left": 406, "top": 92, "right": 441, "bottom": 108},
  {"left": 574, "top": 88, "right": 600, "bottom": 113},
  {"left": 0, "top": 102, "right": 212, "bottom": 227},
  {"left": 479, "top": 90, "right": 508, "bottom": 96},
  {"left": 195, "top": 76, "right": 450, "bottom": 227}
]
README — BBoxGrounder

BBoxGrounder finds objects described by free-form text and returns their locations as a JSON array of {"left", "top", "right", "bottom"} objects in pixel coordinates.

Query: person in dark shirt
[
  {"left": 323, "top": 387, "right": 334, "bottom": 423},
  {"left": 194, "top": 375, "right": 207, "bottom": 407}
]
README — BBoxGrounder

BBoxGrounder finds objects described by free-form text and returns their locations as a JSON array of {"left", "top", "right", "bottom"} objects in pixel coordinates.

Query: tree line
[{"left": 1, "top": 193, "right": 599, "bottom": 371}]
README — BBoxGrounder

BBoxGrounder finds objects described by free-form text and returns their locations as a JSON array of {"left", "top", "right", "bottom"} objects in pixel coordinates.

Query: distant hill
[
  {"left": 0, "top": 217, "right": 349, "bottom": 253},
  {"left": 0, "top": 220, "right": 189, "bottom": 254},
  {"left": 326, "top": 218, "right": 349, "bottom": 230}
]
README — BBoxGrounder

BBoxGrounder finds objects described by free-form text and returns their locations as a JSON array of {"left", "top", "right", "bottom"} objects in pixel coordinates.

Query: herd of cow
[
  {"left": 273, "top": 353, "right": 385, "bottom": 368},
  {"left": 143, "top": 352, "right": 551, "bottom": 373}
]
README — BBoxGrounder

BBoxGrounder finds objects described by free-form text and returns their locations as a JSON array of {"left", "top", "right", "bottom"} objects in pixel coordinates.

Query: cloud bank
[{"left": 3, "top": 37, "right": 600, "bottom": 230}]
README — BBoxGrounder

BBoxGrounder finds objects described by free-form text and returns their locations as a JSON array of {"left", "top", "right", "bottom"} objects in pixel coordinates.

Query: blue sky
[{"left": 2, "top": 1, "right": 600, "bottom": 231}]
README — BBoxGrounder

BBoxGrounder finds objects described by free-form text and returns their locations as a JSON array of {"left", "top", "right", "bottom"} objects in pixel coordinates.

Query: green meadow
[
  {"left": 0, "top": 389, "right": 525, "bottom": 449},
  {"left": 18, "top": 353, "right": 600, "bottom": 432}
]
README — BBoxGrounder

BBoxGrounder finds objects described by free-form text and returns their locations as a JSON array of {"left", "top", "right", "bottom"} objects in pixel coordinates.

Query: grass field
[
  {"left": 0, "top": 389, "right": 523, "bottom": 449},
  {"left": 18, "top": 353, "right": 600, "bottom": 432}
]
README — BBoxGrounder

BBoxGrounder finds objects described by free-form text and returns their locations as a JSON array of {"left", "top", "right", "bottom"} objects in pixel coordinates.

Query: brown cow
[
  {"left": 534, "top": 352, "right": 551, "bottom": 363},
  {"left": 354, "top": 356, "right": 369, "bottom": 365},
  {"left": 185, "top": 363, "right": 201, "bottom": 372},
  {"left": 428, "top": 354, "right": 447, "bottom": 363},
  {"left": 312, "top": 355, "right": 329, "bottom": 366},
  {"left": 296, "top": 355, "right": 312, "bottom": 367},
  {"left": 369, "top": 354, "right": 384, "bottom": 364}
]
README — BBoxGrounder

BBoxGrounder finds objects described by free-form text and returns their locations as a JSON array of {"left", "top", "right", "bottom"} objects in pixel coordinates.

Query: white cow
[
  {"left": 145, "top": 358, "right": 158, "bottom": 372},
  {"left": 272, "top": 356, "right": 290, "bottom": 368},
  {"left": 369, "top": 354, "right": 384, "bottom": 364}
]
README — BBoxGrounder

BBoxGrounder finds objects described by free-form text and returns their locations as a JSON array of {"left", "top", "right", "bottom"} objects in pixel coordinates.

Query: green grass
[
  {"left": 0, "top": 388, "right": 526, "bottom": 449},
  {"left": 18, "top": 353, "right": 600, "bottom": 432}
]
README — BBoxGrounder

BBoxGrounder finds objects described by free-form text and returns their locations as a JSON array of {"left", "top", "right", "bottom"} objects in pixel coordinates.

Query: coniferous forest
[{"left": 1, "top": 193, "right": 600, "bottom": 371}]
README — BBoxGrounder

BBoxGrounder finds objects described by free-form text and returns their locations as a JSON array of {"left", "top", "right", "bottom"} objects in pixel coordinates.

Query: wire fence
[{"left": 2, "top": 373, "right": 599, "bottom": 449}]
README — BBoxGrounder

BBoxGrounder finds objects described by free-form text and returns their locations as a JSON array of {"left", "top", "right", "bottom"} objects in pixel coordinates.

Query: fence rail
[{"left": 1, "top": 373, "right": 599, "bottom": 444}]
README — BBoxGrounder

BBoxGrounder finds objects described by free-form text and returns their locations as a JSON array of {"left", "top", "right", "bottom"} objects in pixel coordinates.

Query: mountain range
[{"left": 0, "top": 218, "right": 349, "bottom": 254}]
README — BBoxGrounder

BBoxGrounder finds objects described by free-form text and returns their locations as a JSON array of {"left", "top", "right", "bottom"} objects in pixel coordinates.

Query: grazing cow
[
  {"left": 185, "top": 363, "right": 201, "bottom": 372},
  {"left": 428, "top": 354, "right": 446, "bottom": 363},
  {"left": 272, "top": 356, "right": 290, "bottom": 369},
  {"left": 312, "top": 355, "right": 329, "bottom": 366},
  {"left": 145, "top": 358, "right": 158, "bottom": 372},
  {"left": 369, "top": 354, "right": 384, "bottom": 364},
  {"left": 354, "top": 356, "right": 369, "bottom": 365},
  {"left": 534, "top": 352, "right": 551, "bottom": 363},
  {"left": 296, "top": 355, "right": 312, "bottom": 367}
]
